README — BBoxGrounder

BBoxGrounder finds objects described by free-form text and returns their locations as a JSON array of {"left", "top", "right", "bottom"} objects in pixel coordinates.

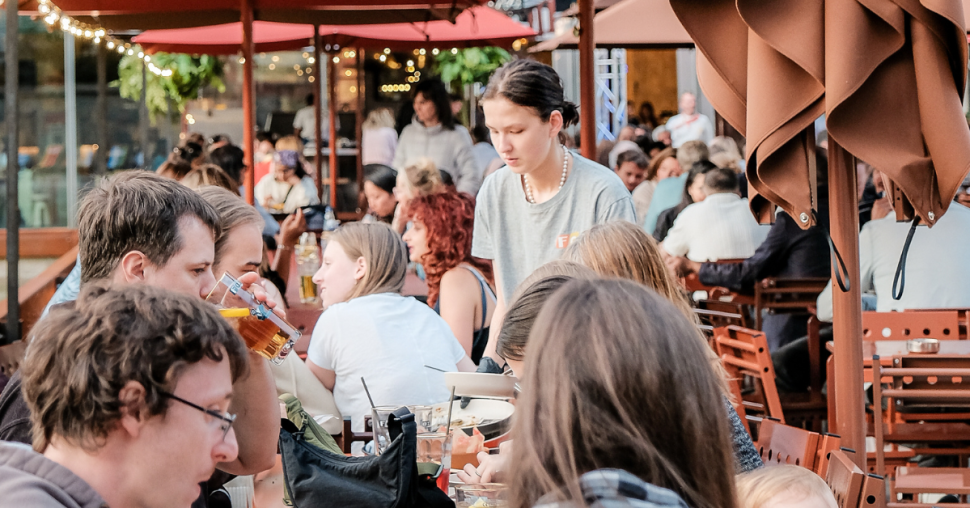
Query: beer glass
[{"left": 206, "top": 273, "right": 300, "bottom": 365}]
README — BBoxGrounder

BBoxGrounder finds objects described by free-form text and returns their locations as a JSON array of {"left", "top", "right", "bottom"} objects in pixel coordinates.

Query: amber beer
[
  {"left": 299, "top": 275, "right": 318, "bottom": 302},
  {"left": 219, "top": 308, "right": 292, "bottom": 362}
]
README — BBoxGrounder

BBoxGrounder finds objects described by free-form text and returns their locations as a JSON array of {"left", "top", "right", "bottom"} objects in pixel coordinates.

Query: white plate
[
  {"left": 430, "top": 399, "right": 515, "bottom": 428},
  {"left": 443, "top": 372, "right": 518, "bottom": 398}
]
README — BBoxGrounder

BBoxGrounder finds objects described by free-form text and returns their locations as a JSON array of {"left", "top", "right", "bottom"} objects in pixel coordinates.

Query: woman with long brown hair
[
  {"left": 403, "top": 191, "right": 496, "bottom": 363},
  {"left": 510, "top": 279, "right": 738, "bottom": 508}
]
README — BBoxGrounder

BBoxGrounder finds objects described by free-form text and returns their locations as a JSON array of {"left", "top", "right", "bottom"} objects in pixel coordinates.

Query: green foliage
[
  {"left": 112, "top": 50, "right": 225, "bottom": 124},
  {"left": 433, "top": 47, "right": 511, "bottom": 87}
]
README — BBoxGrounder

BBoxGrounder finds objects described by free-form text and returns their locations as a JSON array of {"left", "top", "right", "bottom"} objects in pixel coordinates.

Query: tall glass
[
  {"left": 206, "top": 273, "right": 300, "bottom": 365},
  {"left": 416, "top": 432, "right": 452, "bottom": 493},
  {"left": 371, "top": 405, "right": 399, "bottom": 455}
]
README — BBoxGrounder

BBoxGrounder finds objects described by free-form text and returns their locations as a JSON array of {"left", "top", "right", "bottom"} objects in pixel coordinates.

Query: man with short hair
[
  {"left": 0, "top": 171, "right": 279, "bottom": 502},
  {"left": 660, "top": 166, "right": 769, "bottom": 262},
  {"left": 614, "top": 149, "right": 649, "bottom": 193},
  {"left": 0, "top": 283, "right": 249, "bottom": 508},
  {"left": 665, "top": 92, "right": 714, "bottom": 148}
]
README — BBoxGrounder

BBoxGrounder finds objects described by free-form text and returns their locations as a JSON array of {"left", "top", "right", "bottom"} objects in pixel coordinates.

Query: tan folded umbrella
[{"left": 671, "top": 0, "right": 970, "bottom": 229}]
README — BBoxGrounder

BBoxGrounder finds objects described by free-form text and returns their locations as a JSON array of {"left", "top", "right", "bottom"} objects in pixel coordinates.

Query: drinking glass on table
[
  {"left": 455, "top": 484, "right": 509, "bottom": 507},
  {"left": 206, "top": 272, "right": 300, "bottom": 365},
  {"left": 371, "top": 405, "right": 400, "bottom": 455},
  {"left": 416, "top": 432, "right": 452, "bottom": 493}
]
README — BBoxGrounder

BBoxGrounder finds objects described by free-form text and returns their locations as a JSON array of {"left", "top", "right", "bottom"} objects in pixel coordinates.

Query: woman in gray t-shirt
[{"left": 472, "top": 59, "right": 636, "bottom": 360}]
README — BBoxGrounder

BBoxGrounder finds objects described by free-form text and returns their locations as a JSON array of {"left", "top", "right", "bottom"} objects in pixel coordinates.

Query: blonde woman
[
  {"left": 391, "top": 158, "right": 445, "bottom": 234},
  {"left": 509, "top": 279, "right": 738, "bottom": 508},
  {"left": 362, "top": 108, "right": 398, "bottom": 166},
  {"left": 306, "top": 223, "right": 476, "bottom": 439},
  {"left": 736, "top": 465, "right": 837, "bottom": 508},
  {"left": 561, "top": 220, "right": 763, "bottom": 474}
]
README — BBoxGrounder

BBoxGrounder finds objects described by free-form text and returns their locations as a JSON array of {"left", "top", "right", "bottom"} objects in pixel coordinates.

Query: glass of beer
[{"left": 206, "top": 273, "right": 300, "bottom": 365}]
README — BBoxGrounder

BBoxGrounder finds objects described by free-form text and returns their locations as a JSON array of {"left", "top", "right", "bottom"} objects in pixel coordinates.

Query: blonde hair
[
  {"left": 397, "top": 158, "right": 443, "bottom": 198},
  {"left": 363, "top": 108, "right": 396, "bottom": 130},
  {"left": 562, "top": 221, "right": 729, "bottom": 393},
  {"left": 510, "top": 279, "right": 738, "bottom": 508},
  {"left": 736, "top": 465, "right": 837, "bottom": 508},
  {"left": 196, "top": 186, "right": 263, "bottom": 273},
  {"left": 275, "top": 135, "right": 304, "bottom": 153},
  {"left": 710, "top": 152, "right": 742, "bottom": 174},
  {"left": 330, "top": 222, "right": 407, "bottom": 301}
]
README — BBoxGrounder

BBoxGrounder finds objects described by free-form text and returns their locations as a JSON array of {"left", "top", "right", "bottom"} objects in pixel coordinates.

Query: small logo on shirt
[{"left": 555, "top": 232, "right": 581, "bottom": 249}]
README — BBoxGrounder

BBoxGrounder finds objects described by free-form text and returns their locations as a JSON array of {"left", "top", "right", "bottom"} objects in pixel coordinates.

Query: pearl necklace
[{"left": 523, "top": 146, "right": 570, "bottom": 204}]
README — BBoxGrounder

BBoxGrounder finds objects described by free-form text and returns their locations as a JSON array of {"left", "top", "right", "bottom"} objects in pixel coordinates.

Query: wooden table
[{"left": 827, "top": 340, "right": 970, "bottom": 366}]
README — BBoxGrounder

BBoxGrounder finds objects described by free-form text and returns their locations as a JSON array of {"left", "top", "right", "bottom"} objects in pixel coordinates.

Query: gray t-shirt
[{"left": 472, "top": 153, "right": 636, "bottom": 301}]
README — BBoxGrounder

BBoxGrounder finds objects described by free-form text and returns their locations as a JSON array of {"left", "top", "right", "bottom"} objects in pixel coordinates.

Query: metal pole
[
  {"left": 5, "top": 0, "right": 20, "bottom": 343},
  {"left": 65, "top": 33, "right": 78, "bottom": 227},
  {"left": 313, "top": 26, "right": 323, "bottom": 202},
  {"left": 355, "top": 47, "right": 364, "bottom": 216},
  {"left": 96, "top": 42, "right": 109, "bottom": 174},
  {"left": 328, "top": 52, "right": 338, "bottom": 209},
  {"left": 577, "top": 0, "right": 596, "bottom": 159},
  {"left": 241, "top": 0, "right": 256, "bottom": 205},
  {"left": 828, "top": 139, "right": 866, "bottom": 469}
]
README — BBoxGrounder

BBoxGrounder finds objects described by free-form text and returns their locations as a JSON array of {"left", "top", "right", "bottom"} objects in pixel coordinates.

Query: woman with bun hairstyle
[{"left": 473, "top": 59, "right": 636, "bottom": 360}]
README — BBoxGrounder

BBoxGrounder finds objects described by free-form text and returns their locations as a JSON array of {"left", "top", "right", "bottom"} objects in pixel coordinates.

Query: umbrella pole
[
  {"left": 355, "top": 47, "right": 364, "bottom": 216},
  {"left": 5, "top": 0, "right": 20, "bottom": 343},
  {"left": 328, "top": 52, "right": 338, "bottom": 209},
  {"left": 827, "top": 138, "right": 866, "bottom": 469},
  {"left": 577, "top": 0, "right": 595, "bottom": 159},
  {"left": 314, "top": 26, "right": 324, "bottom": 202},
  {"left": 241, "top": 0, "right": 256, "bottom": 205}
]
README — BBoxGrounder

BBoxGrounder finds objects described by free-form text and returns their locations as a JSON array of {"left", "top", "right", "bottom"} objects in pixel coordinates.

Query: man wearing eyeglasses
[{"left": 0, "top": 283, "right": 250, "bottom": 508}]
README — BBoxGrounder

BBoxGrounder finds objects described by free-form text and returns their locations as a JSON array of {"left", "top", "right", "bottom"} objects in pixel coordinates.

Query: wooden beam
[
  {"left": 241, "top": 0, "right": 256, "bottom": 205},
  {"left": 0, "top": 246, "right": 78, "bottom": 339},
  {"left": 0, "top": 228, "right": 78, "bottom": 259},
  {"left": 578, "top": 0, "right": 596, "bottom": 159}
]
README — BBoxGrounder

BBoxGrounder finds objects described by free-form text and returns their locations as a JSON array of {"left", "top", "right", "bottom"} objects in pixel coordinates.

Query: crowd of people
[{"left": 4, "top": 54, "right": 968, "bottom": 508}]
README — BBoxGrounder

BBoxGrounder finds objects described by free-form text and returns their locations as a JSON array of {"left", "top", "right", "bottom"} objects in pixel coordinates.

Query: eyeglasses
[{"left": 160, "top": 391, "right": 237, "bottom": 441}]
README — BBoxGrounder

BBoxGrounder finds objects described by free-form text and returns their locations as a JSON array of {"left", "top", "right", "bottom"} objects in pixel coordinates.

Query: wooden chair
[
  {"left": 860, "top": 473, "right": 888, "bottom": 508},
  {"left": 827, "top": 449, "right": 866, "bottom": 508},
  {"left": 862, "top": 311, "right": 962, "bottom": 341},
  {"left": 753, "top": 276, "right": 829, "bottom": 330},
  {"left": 714, "top": 325, "right": 785, "bottom": 422},
  {"left": 815, "top": 432, "right": 842, "bottom": 479},
  {"left": 756, "top": 418, "right": 819, "bottom": 469},
  {"left": 695, "top": 299, "right": 752, "bottom": 329},
  {"left": 782, "top": 315, "right": 829, "bottom": 432},
  {"left": 872, "top": 355, "right": 970, "bottom": 503},
  {"left": 337, "top": 416, "right": 372, "bottom": 454}
]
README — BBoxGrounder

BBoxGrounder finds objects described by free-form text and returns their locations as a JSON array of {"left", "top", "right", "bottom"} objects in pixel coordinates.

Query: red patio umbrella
[{"left": 133, "top": 21, "right": 315, "bottom": 55}]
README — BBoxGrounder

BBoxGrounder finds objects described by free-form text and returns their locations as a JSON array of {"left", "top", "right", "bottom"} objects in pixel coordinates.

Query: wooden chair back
[
  {"left": 814, "top": 432, "right": 842, "bottom": 479},
  {"left": 826, "top": 449, "right": 865, "bottom": 508},
  {"left": 753, "top": 277, "right": 829, "bottom": 330},
  {"left": 0, "top": 340, "right": 28, "bottom": 378},
  {"left": 337, "top": 416, "right": 373, "bottom": 454},
  {"left": 714, "top": 325, "right": 785, "bottom": 422},
  {"left": 756, "top": 418, "right": 819, "bottom": 469},
  {"left": 859, "top": 473, "right": 887, "bottom": 508},
  {"left": 695, "top": 300, "right": 751, "bottom": 329},
  {"left": 862, "top": 311, "right": 962, "bottom": 341}
]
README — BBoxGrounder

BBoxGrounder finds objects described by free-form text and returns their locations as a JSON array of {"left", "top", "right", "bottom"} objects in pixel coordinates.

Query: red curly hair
[{"left": 405, "top": 191, "right": 494, "bottom": 308}]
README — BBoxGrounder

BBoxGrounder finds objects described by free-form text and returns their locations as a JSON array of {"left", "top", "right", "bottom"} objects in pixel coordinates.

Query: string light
[{"left": 37, "top": 0, "right": 128, "bottom": 53}]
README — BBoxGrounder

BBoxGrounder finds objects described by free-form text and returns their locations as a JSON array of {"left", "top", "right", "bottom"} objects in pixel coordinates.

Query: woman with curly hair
[{"left": 403, "top": 192, "right": 495, "bottom": 364}]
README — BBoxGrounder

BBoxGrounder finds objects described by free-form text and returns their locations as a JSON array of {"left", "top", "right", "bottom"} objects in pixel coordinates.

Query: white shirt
[
  {"left": 816, "top": 204, "right": 970, "bottom": 322},
  {"left": 362, "top": 126, "right": 398, "bottom": 166},
  {"left": 665, "top": 113, "right": 714, "bottom": 148},
  {"left": 254, "top": 174, "right": 320, "bottom": 214},
  {"left": 662, "top": 193, "right": 769, "bottom": 262},
  {"left": 293, "top": 105, "right": 336, "bottom": 141},
  {"left": 307, "top": 293, "right": 466, "bottom": 433}
]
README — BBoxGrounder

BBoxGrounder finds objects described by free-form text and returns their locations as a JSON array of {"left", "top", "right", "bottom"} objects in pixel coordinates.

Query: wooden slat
[
  {"left": 0, "top": 245, "right": 78, "bottom": 338},
  {"left": 0, "top": 228, "right": 78, "bottom": 258}
]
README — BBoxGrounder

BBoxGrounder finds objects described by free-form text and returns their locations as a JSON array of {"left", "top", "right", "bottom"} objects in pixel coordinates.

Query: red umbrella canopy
[
  {"left": 133, "top": 6, "right": 535, "bottom": 54},
  {"left": 670, "top": 0, "right": 970, "bottom": 229},
  {"left": 134, "top": 21, "right": 315, "bottom": 55},
  {"left": 20, "top": 0, "right": 483, "bottom": 29}
]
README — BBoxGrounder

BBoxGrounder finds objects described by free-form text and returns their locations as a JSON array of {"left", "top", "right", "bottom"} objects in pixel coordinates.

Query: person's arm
[
  {"left": 306, "top": 360, "right": 337, "bottom": 391},
  {"left": 437, "top": 269, "right": 479, "bottom": 357},
  {"left": 457, "top": 356, "right": 477, "bottom": 372},
  {"left": 695, "top": 218, "right": 791, "bottom": 292},
  {"left": 273, "top": 209, "right": 306, "bottom": 284},
  {"left": 454, "top": 130, "right": 483, "bottom": 195},
  {"left": 480, "top": 270, "right": 506, "bottom": 363},
  {"left": 659, "top": 211, "right": 692, "bottom": 258}
]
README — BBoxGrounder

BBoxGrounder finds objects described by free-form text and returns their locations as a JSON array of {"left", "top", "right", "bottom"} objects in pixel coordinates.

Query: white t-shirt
[
  {"left": 307, "top": 293, "right": 466, "bottom": 432},
  {"left": 662, "top": 193, "right": 769, "bottom": 262},
  {"left": 293, "top": 105, "right": 336, "bottom": 141},
  {"left": 665, "top": 113, "right": 714, "bottom": 148}
]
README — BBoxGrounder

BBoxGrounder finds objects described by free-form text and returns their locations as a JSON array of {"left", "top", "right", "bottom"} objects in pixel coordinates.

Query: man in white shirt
[
  {"left": 815, "top": 196, "right": 970, "bottom": 322},
  {"left": 661, "top": 166, "right": 769, "bottom": 262},
  {"left": 293, "top": 93, "right": 337, "bottom": 146},
  {"left": 665, "top": 92, "right": 714, "bottom": 148}
]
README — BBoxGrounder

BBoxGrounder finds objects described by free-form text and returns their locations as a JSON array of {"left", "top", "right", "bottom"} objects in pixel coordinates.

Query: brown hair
[
  {"left": 77, "top": 171, "right": 221, "bottom": 284},
  {"left": 497, "top": 261, "right": 598, "bottom": 362},
  {"left": 22, "top": 282, "right": 249, "bottom": 452},
  {"left": 330, "top": 222, "right": 408, "bottom": 302},
  {"left": 275, "top": 135, "right": 304, "bottom": 153},
  {"left": 509, "top": 279, "right": 737, "bottom": 508},
  {"left": 196, "top": 186, "right": 264, "bottom": 273},
  {"left": 616, "top": 149, "right": 649, "bottom": 170},
  {"left": 156, "top": 157, "right": 193, "bottom": 180},
  {"left": 182, "top": 164, "right": 240, "bottom": 194},
  {"left": 482, "top": 59, "right": 579, "bottom": 128},
  {"left": 736, "top": 465, "right": 837, "bottom": 508},
  {"left": 645, "top": 147, "right": 675, "bottom": 181}
]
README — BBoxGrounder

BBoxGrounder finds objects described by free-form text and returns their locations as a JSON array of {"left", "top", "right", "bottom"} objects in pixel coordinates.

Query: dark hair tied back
[{"left": 483, "top": 59, "right": 579, "bottom": 128}]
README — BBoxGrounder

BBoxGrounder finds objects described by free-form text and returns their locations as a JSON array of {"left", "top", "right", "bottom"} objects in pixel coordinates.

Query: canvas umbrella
[
  {"left": 670, "top": 0, "right": 970, "bottom": 466},
  {"left": 530, "top": 0, "right": 693, "bottom": 51}
]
